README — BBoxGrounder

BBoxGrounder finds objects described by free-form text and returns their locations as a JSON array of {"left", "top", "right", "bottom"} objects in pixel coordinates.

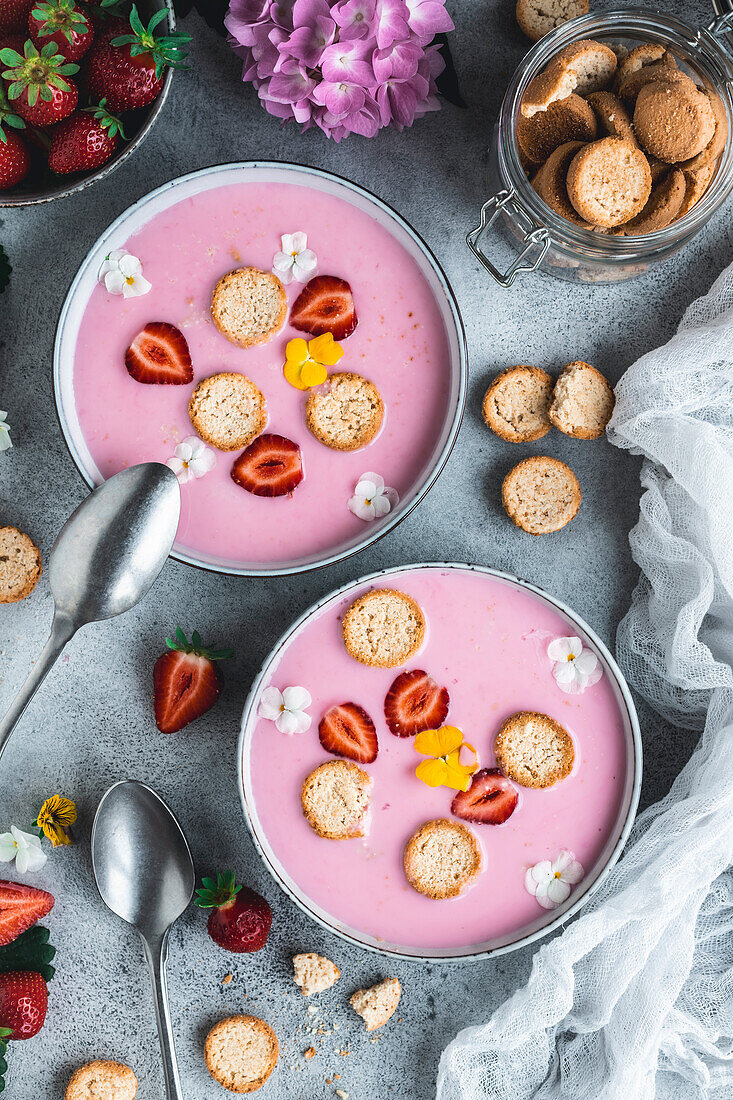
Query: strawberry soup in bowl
[
  {"left": 238, "top": 563, "right": 641, "bottom": 961},
  {"left": 53, "top": 162, "right": 466, "bottom": 575}
]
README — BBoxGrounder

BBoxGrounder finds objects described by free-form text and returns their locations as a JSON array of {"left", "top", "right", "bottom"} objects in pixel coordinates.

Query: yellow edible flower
[
  {"left": 414, "top": 726, "right": 479, "bottom": 793},
  {"left": 35, "top": 795, "right": 77, "bottom": 848},
  {"left": 283, "top": 333, "right": 343, "bottom": 390}
]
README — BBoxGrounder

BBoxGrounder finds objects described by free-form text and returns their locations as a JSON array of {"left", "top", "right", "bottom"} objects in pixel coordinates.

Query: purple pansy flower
[{"left": 226, "top": 0, "right": 451, "bottom": 139}]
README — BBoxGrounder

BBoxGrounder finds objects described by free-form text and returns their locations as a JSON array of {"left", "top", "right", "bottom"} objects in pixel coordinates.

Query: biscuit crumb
[
  {"left": 336, "top": 1090, "right": 349, "bottom": 1099},
  {"left": 293, "top": 953, "right": 341, "bottom": 996},
  {"left": 304, "top": 1047, "right": 316, "bottom": 1060}
]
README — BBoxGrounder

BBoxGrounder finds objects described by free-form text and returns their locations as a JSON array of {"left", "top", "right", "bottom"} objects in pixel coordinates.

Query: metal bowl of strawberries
[{"left": 0, "top": 0, "right": 189, "bottom": 206}]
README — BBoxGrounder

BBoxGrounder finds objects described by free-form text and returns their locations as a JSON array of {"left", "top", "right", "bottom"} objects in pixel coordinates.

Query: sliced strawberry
[
  {"left": 451, "top": 768, "right": 519, "bottom": 826},
  {"left": 289, "top": 275, "right": 358, "bottom": 341},
  {"left": 319, "top": 702, "right": 378, "bottom": 764},
  {"left": 0, "top": 881, "right": 55, "bottom": 948},
  {"left": 124, "top": 322, "right": 193, "bottom": 385},
  {"left": 153, "top": 628, "right": 233, "bottom": 734},
  {"left": 384, "top": 670, "right": 449, "bottom": 738},
  {"left": 231, "top": 434, "right": 303, "bottom": 498}
]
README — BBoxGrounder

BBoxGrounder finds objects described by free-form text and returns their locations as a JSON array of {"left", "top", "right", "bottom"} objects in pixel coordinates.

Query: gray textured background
[{"left": 1, "top": 1, "right": 731, "bottom": 1095}]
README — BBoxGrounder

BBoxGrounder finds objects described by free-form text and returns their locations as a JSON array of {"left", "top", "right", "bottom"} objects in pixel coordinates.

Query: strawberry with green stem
[
  {"left": 0, "top": 86, "right": 28, "bottom": 189},
  {"left": 0, "top": 39, "right": 78, "bottom": 125},
  {"left": 85, "top": 4, "right": 191, "bottom": 112},
  {"left": 29, "top": 0, "right": 94, "bottom": 63},
  {"left": 153, "top": 628, "right": 233, "bottom": 734},
  {"left": 195, "top": 872, "right": 272, "bottom": 954},
  {"left": 49, "top": 96, "right": 124, "bottom": 174}
]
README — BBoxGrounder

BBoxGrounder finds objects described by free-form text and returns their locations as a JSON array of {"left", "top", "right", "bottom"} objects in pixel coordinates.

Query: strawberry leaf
[
  {"left": 0, "top": 925, "right": 56, "bottom": 982},
  {"left": 194, "top": 870, "right": 243, "bottom": 909},
  {"left": 165, "top": 628, "right": 233, "bottom": 661}
]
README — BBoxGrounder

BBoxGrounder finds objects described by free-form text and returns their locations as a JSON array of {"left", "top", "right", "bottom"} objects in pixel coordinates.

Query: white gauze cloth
[{"left": 437, "top": 262, "right": 733, "bottom": 1100}]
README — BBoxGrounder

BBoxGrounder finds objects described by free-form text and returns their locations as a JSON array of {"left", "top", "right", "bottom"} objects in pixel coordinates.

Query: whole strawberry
[
  {"left": 0, "top": 89, "right": 28, "bottom": 189},
  {"left": 195, "top": 872, "right": 272, "bottom": 954},
  {"left": 153, "top": 628, "right": 233, "bottom": 734},
  {"left": 0, "top": 1, "right": 34, "bottom": 33},
  {"left": 0, "top": 971, "right": 47, "bottom": 1039},
  {"left": 48, "top": 96, "right": 123, "bottom": 173},
  {"left": 0, "top": 39, "right": 78, "bottom": 125},
  {"left": 29, "top": 0, "right": 93, "bottom": 63},
  {"left": 85, "top": 4, "right": 190, "bottom": 113}
]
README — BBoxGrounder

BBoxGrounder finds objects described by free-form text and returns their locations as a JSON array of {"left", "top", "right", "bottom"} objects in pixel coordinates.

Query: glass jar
[{"left": 467, "top": 6, "right": 733, "bottom": 286}]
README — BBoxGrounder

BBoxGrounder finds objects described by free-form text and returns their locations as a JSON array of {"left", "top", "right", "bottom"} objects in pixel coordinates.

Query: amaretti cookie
[
  {"left": 502, "top": 456, "right": 581, "bottom": 535},
  {"left": 403, "top": 819, "right": 481, "bottom": 899},
  {"left": 532, "top": 141, "right": 591, "bottom": 226},
  {"left": 548, "top": 361, "right": 615, "bottom": 438},
  {"left": 615, "top": 42, "right": 669, "bottom": 89},
  {"left": 633, "top": 81, "right": 716, "bottom": 163},
  {"left": 619, "top": 169, "right": 686, "bottom": 235},
  {"left": 679, "top": 87, "right": 728, "bottom": 172},
  {"left": 301, "top": 761, "right": 372, "bottom": 840},
  {"left": 566, "top": 138, "right": 651, "bottom": 227},
  {"left": 342, "top": 588, "right": 425, "bottom": 667},
  {"left": 204, "top": 1015, "right": 278, "bottom": 1094},
  {"left": 677, "top": 163, "right": 716, "bottom": 219},
  {"left": 305, "top": 372, "right": 383, "bottom": 451},
  {"left": 211, "top": 267, "right": 287, "bottom": 348},
  {"left": 293, "top": 953, "right": 340, "bottom": 996},
  {"left": 586, "top": 91, "right": 636, "bottom": 143},
  {"left": 350, "top": 978, "right": 401, "bottom": 1031},
  {"left": 516, "top": 0, "right": 588, "bottom": 43},
  {"left": 0, "top": 526, "right": 42, "bottom": 603},
  {"left": 617, "top": 54, "right": 689, "bottom": 108},
  {"left": 522, "top": 39, "right": 618, "bottom": 117},
  {"left": 65, "top": 1061, "right": 138, "bottom": 1100},
  {"left": 482, "top": 365, "right": 553, "bottom": 442},
  {"left": 188, "top": 373, "right": 267, "bottom": 451},
  {"left": 495, "top": 711, "right": 574, "bottom": 788},
  {"left": 517, "top": 94, "right": 597, "bottom": 164}
]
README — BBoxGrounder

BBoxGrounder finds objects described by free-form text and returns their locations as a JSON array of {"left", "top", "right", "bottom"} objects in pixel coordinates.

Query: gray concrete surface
[{"left": 1, "top": 1, "right": 731, "bottom": 1095}]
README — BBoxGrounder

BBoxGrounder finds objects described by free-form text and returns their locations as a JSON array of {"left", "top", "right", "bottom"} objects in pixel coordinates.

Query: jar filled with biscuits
[{"left": 468, "top": 6, "right": 733, "bottom": 285}]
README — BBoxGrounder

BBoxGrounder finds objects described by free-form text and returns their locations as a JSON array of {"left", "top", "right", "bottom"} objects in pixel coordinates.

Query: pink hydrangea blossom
[{"left": 225, "top": 0, "right": 452, "bottom": 140}]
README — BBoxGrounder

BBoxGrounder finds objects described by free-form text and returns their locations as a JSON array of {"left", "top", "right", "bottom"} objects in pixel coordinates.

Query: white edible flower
[
  {"left": 348, "top": 472, "right": 398, "bottom": 521},
  {"left": 525, "top": 849, "right": 584, "bottom": 910},
  {"left": 272, "top": 232, "right": 318, "bottom": 285},
  {"left": 98, "top": 248, "right": 152, "bottom": 298},
  {"left": 0, "top": 826, "right": 47, "bottom": 874},
  {"left": 548, "top": 636, "right": 602, "bottom": 694},
  {"left": 0, "top": 410, "right": 11, "bottom": 452},
  {"left": 166, "top": 436, "right": 216, "bottom": 484},
  {"left": 258, "top": 685, "right": 312, "bottom": 735}
]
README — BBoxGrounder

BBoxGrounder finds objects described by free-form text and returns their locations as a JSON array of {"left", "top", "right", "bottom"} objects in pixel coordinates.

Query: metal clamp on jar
[{"left": 467, "top": 5, "right": 733, "bottom": 286}]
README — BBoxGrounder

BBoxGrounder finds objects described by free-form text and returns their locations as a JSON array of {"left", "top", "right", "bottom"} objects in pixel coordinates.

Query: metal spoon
[
  {"left": 92, "top": 780, "right": 195, "bottom": 1100},
  {"left": 0, "top": 462, "right": 180, "bottom": 763}
]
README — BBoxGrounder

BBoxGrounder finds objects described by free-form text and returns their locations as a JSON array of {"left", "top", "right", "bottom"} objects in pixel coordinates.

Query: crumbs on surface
[
  {"left": 304, "top": 1046, "right": 316, "bottom": 1060},
  {"left": 222, "top": 974, "right": 233, "bottom": 985}
]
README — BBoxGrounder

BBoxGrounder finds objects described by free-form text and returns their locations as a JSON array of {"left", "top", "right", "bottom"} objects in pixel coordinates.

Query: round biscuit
[
  {"left": 517, "top": 94, "right": 597, "bottom": 164},
  {"left": 585, "top": 91, "right": 636, "bottom": 143},
  {"left": 515, "top": 0, "right": 589, "bottom": 44},
  {"left": 633, "top": 81, "right": 717, "bottom": 163},
  {"left": 65, "top": 1061, "right": 138, "bottom": 1100},
  {"left": 676, "top": 163, "right": 716, "bottom": 220},
  {"left": 679, "top": 86, "right": 728, "bottom": 172},
  {"left": 204, "top": 1016, "right": 278, "bottom": 1094},
  {"left": 619, "top": 169, "right": 686, "bottom": 235},
  {"left": 305, "top": 372, "right": 383, "bottom": 451},
  {"left": 301, "top": 761, "right": 372, "bottom": 840},
  {"left": 0, "top": 525, "right": 42, "bottom": 604},
  {"left": 532, "top": 140, "right": 591, "bottom": 226},
  {"left": 566, "top": 137, "right": 651, "bottom": 227},
  {"left": 403, "top": 819, "right": 481, "bottom": 899},
  {"left": 211, "top": 268, "right": 287, "bottom": 348},
  {"left": 502, "top": 456, "right": 581, "bottom": 535},
  {"left": 342, "top": 588, "right": 425, "bottom": 668},
  {"left": 495, "top": 711, "right": 574, "bottom": 788},
  {"left": 548, "top": 361, "right": 615, "bottom": 439},
  {"left": 188, "top": 372, "right": 267, "bottom": 451},
  {"left": 482, "top": 366, "right": 553, "bottom": 442}
]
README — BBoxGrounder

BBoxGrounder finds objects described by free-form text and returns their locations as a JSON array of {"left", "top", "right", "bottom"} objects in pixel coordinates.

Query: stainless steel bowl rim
[
  {"left": 52, "top": 160, "right": 468, "bottom": 578},
  {"left": 237, "top": 560, "right": 643, "bottom": 964}
]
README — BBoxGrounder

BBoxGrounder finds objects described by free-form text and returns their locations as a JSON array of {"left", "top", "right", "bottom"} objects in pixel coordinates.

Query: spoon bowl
[{"left": 92, "top": 781, "right": 195, "bottom": 1099}]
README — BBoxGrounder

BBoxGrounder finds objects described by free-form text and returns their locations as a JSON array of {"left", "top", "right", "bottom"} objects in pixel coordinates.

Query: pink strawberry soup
[
  {"left": 69, "top": 172, "right": 461, "bottom": 572},
  {"left": 243, "top": 565, "right": 638, "bottom": 957}
]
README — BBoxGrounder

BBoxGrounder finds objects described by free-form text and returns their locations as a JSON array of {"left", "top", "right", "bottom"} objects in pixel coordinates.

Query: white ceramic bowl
[
  {"left": 238, "top": 562, "right": 642, "bottom": 963},
  {"left": 53, "top": 162, "right": 467, "bottom": 577}
]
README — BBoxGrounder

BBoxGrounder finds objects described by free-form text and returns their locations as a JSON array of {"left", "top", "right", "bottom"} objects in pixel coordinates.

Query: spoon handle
[
  {"left": 142, "top": 930, "right": 184, "bottom": 1099},
  {"left": 0, "top": 613, "right": 76, "bottom": 765}
]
